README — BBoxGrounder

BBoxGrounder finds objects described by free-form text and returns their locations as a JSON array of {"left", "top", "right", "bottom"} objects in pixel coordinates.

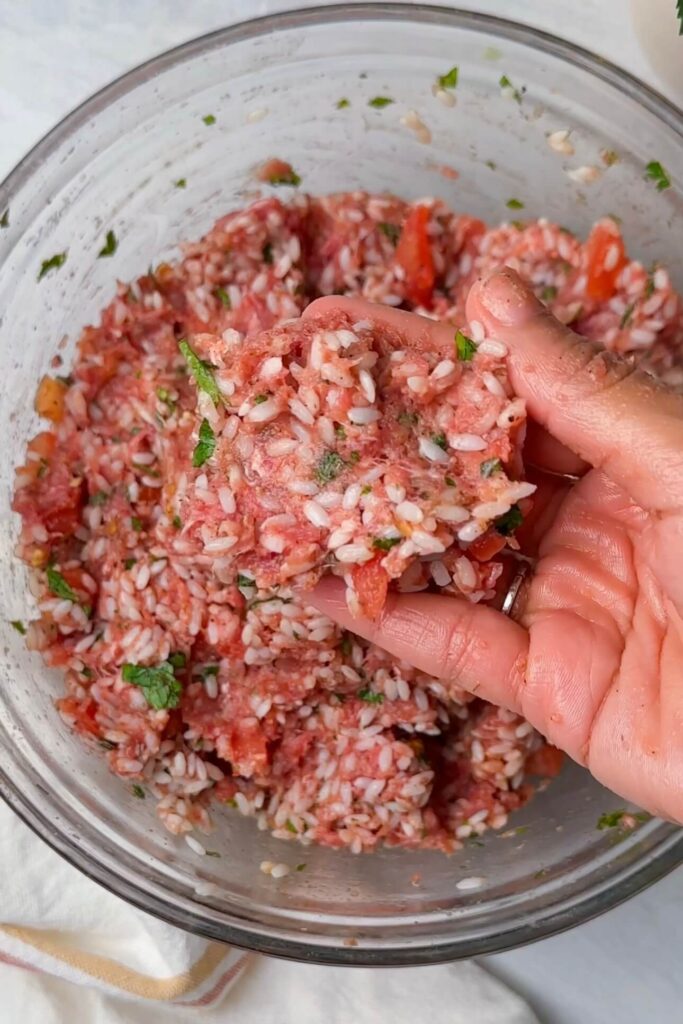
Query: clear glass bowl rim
[{"left": 1, "top": 2, "right": 682, "bottom": 966}]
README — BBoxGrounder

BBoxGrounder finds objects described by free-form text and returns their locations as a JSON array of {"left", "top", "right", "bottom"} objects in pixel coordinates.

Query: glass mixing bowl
[{"left": 0, "top": 4, "right": 681, "bottom": 965}]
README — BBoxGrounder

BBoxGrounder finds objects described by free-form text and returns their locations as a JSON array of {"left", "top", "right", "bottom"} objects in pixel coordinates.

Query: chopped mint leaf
[
  {"left": 202, "top": 114, "right": 216, "bottom": 125},
  {"left": 432, "top": 432, "right": 447, "bottom": 451},
  {"left": 122, "top": 661, "right": 182, "bottom": 709},
  {"left": 132, "top": 784, "right": 145, "bottom": 799},
  {"left": 597, "top": 810, "right": 627, "bottom": 830},
  {"left": 131, "top": 516, "right": 143, "bottom": 532},
  {"left": 46, "top": 567, "right": 79, "bottom": 604},
  {"left": 178, "top": 338, "right": 221, "bottom": 403},
  {"left": 315, "top": 450, "right": 346, "bottom": 484},
  {"left": 398, "top": 411, "right": 418, "bottom": 428},
  {"left": 201, "top": 665, "right": 220, "bottom": 677},
  {"left": 480, "top": 458, "right": 502, "bottom": 478},
  {"left": 236, "top": 574, "right": 256, "bottom": 588},
  {"left": 445, "top": 476, "right": 456, "bottom": 487},
  {"left": 348, "top": 451, "right": 360, "bottom": 464},
  {"left": 268, "top": 168, "right": 301, "bottom": 187},
  {"left": 485, "top": 159, "right": 497, "bottom": 170},
  {"left": 98, "top": 229, "right": 118, "bottom": 258},
  {"left": 506, "top": 198, "right": 524, "bottom": 210},
  {"left": 285, "top": 819, "right": 298, "bottom": 834},
  {"left": 38, "top": 251, "right": 67, "bottom": 281},
  {"left": 368, "top": 96, "right": 394, "bottom": 108},
  {"left": 253, "top": 393, "right": 268, "bottom": 404},
  {"left": 174, "top": 178, "right": 187, "bottom": 188},
  {"left": 296, "top": 862, "right": 306, "bottom": 871},
  {"left": 378, "top": 221, "right": 400, "bottom": 245},
  {"left": 340, "top": 632, "right": 353, "bottom": 658},
  {"left": 620, "top": 303, "right": 635, "bottom": 329},
  {"left": 214, "top": 287, "right": 231, "bottom": 308},
  {"left": 499, "top": 74, "right": 523, "bottom": 103},
  {"left": 10, "top": 620, "right": 26, "bottom": 635},
  {"left": 0, "top": 209, "right": 8, "bottom": 228},
  {"left": 645, "top": 160, "right": 671, "bottom": 191},
  {"left": 358, "top": 688, "right": 384, "bottom": 703},
  {"left": 192, "top": 418, "right": 216, "bottom": 468},
  {"left": 360, "top": 484, "right": 372, "bottom": 495},
  {"left": 437, "top": 66, "right": 459, "bottom": 89},
  {"left": 172, "top": 515, "right": 182, "bottom": 530},
  {"left": 205, "top": 849, "right": 221, "bottom": 857},
  {"left": 168, "top": 651, "right": 187, "bottom": 670},
  {"left": 262, "top": 242, "right": 274, "bottom": 264},
  {"left": 372, "top": 535, "right": 401, "bottom": 552},
  {"left": 495, "top": 504, "right": 523, "bottom": 536},
  {"left": 123, "top": 558, "right": 137, "bottom": 570},
  {"left": 336, "top": 98, "right": 350, "bottom": 109},
  {"left": 455, "top": 330, "right": 477, "bottom": 361},
  {"left": 601, "top": 149, "right": 619, "bottom": 167},
  {"left": 541, "top": 285, "right": 557, "bottom": 302},
  {"left": 334, "top": 424, "right": 347, "bottom": 440},
  {"left": 90, "top": 490, "right": 108, "bottom": 506}
]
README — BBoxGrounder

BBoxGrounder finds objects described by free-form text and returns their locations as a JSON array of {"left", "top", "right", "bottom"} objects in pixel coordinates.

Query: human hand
[{"left": 306, "top": 269, "right": 683, "bottom": 823}]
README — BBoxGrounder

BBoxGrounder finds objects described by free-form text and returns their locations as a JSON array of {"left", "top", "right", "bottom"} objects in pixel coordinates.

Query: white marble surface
[{"left": 1, "top": 2, "right": 682, "bottom": 1022}]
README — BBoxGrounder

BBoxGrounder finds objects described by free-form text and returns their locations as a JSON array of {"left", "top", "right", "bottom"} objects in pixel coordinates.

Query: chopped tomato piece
[
  {"left": 352, "top": 557, "right": 389, "bottom": 619},
  {"left": 468, "top": 531, "right": 507, "bottom": 562},
  {"left": 229, "top": 719, "right": 269, "bottom": 777},
  {"left": 396, "top": 205, "right": 435, "bottom": 307},
  {"left": 526, "top": 744, "right": 564, "bottom": 777},
  {"left": 35, "top": 376, "right": 67, "bottom": 423},
  {"left": 57, "top": 697, "right": 100, "bottom": 738},
  {"left": 583, "top": 220, "right": 627, "bottom": 301}
]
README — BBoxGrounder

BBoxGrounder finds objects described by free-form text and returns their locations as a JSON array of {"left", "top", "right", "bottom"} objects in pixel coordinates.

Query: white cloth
[{"left": 0, "top": 801, "right": 539, "bottom": 1021}]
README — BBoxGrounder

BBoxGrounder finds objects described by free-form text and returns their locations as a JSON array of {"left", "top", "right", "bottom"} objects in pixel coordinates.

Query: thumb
[{"left": 466, "top": 268, "right": 683, "bottom": 514}]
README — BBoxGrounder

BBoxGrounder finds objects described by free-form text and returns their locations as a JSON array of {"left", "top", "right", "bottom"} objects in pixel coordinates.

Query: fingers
[
  {"left": 466, "top": 268, "right": 683, "bottom": 513},
  {"left": 310, "top": 577, "right": 529, "bottom": 712},
  {"left": 523, "top": 420, "right": 588, "bottom": 479}
]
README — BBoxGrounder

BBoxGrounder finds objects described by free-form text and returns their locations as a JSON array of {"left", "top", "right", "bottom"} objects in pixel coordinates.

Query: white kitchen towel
[{"left": 0, "top": 801, "right": 538, "bottom": 1022}]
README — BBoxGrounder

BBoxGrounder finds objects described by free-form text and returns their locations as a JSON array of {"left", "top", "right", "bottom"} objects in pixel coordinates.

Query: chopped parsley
[
  {"left": 455, "top": 329, "right": 477, "bottom": 361},
  {"left": 645, "top": 269, "right": 656, "bottom": 299},
  {"left": 485, "top": 159, "right": 497, "bottom": 170},
  {"left": 123, "top": 558, "right": 137, "bottom": 571},
  {"left": 132, "top": 784, "right": 145, "bottom": 799},
  {"left": 81, "top": 666, "right": 93, "bottom": 679},
  {"left": 398, "top": 410, "right": 418, "bottom": 428},
  {"left": 201, "top": 665, "right": 219, "bottom": 677},
  {"left": 348, "top": 451, "right": 360, "bottom": 465},
  {"left": 368, "top": 96, "right": 394, "bottom": 108},
  {"left": 495, "top": 503, "right": 523, "bottom": 536},
  {"left": 172, "top": 514, "right": 182, "bottom": 530},
  {"left": 620, "top": 303, "right": 635, "bottom": 329},
  {"left": 445, "top": 476, "right": 456, "bottom": 487},
  {"left": 480, "top": 457, "right": 502, "bottom": 478},
  {"left": 168, "top": 651, "right": 187, "bottom": 670},
  {"left": 10, "top": 620, "right": 26, "bottom": 635},
  {"left": 378, "top": 221, "right": 401, "bottom": 245},
  {"left": 285, "top": 819, "right": 298, "bottom": 834},
  {"left": 315, "top": 450, "right": 346, "bottom": 484},
  {"left": 340, "top": 632, "right": 353, "bottom": 658},
  {"left": 214, "top": 286, "right": 231, "bottom": 308},
  {"left": 178, "top": 338, "right": 221, "bottom": 403},
  {"left": 202, "top": 114, "right": 216, "bottom": 125},
  {"left": 122, "top": 661, "right": 182, "bottom": 710},
  {"left": 372, "top": 535, "right": 401, "bottom": 551},
  {"left": 253, "top": 393, "right": 268, "bottom": 404},
  {"left": 336, "top": 97, "right": 350, "bottom": 109},
  {"left": 432, "top": 432, "right": 447, "bottom": 451},
  {"left": 131, "top": 516, "right": 143, "bottom": 532},
  {"left": 541, "top": 285, "right": 557, "bottom": 302},
  {"left": 296, "top": 863, "right": 307, "bottom": 871},
  {"left": 0, "top": 209, "right": 8, "bottom": 228},
  {"left": 268, "top": 168, "right": 302, "bottom": 187},
  {"left": 38, "top": 251, "right": 67, "bottom": 281},
  {"left": 437, "top": 66, "right": 459, "bottom": 90},
  {"left": 174, "top": 178, "right": 187, "bottom": 189},
  {"left": 597, "top": 809, "right": 650, "bottom": 831},
  {"left": 360, "top": 484, "right": 372, "bottom": 495},
  {"left": 98, "top": 229, "right": 118, "bottom": 258},
  {"left": 357, "top": 688, "right": 384, "bottom": 703},
  {"left": 506, "top": 198, "right": 524, "bottom": 210},
  {"left": 236, "top": 574, "right": 256, "bottom": 589},
  {"left": 499, "top": 74, "right": 523, "bottom": 103},
  {"left": 645, "top": 160, "right": 671, "bottom": 191},
  {"left": 46, "top": 567, "right": 79, "bottom": 604},
  {"left": 205, "top": 849, "right": 221, "bottom": 857},
  {"left": 192, "top": 419, "right": 216, "bottom": 468},
  {"left": 262, "top": 242, "right": 274, "bottom": 264},
  {"left": 334, "top": 424, "right": 347, "bottom": 440},
  {"left": 90, "top": 490, "right": 108, "bottom": 506}
]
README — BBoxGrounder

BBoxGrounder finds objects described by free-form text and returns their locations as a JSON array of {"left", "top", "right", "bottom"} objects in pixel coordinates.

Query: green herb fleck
[
  {"left": 597, "top": 810, "right": 627, "bottom": 830},
  {"left": 98, "top": 738, "right": 116, "bottom": 750},
  {"left": 678, "top": 0, "right": 683, "bottom": 33},
  {"left": 172, "top": 515, "right": 182, "bottom": 530},
  {"left": 480, "top": 457, "right": 502, "bottom": 478},
  {"left": 205, "top": 849, "right": 221, "bottom": 857},
  {"left": 90, "top": 490, "right": 108, "bottom": 506},
  {"left": 398, "top": 411, "right": 418, "bottom": 428},
  {"left": 495, "top": 504, "right": 523, "bottom": 536},
  {"left": 334, "top": 424, "right": 347, "bottom": 440},
  {"left": 132, "top": 784, "right": 145, "bottom": 799},
  {"left": 214, "top": 287, "right": 231, "bottom": 308},
  {"left": 445, "top": 476, "right": 456, "bottom": 487},
  {"left": 124, "top": 558, "right": 137, "bottom": 571},
  {"left": 38, "top": 251, "right": 67, "bottom": 281},
  {"left": 0, "top": 209, "right": 8, "bottom": 228},
  {"left": 268, "top": 168, "right": 302, "bottom": 187},
  {"left": 455, "top": 330, "right": 477, "bottom": 361},
  {"left": 645, "top": 160, "right": 670, "bottom": 191},
  {"left": 285, "top": 819, "right": 298, "bottom": 834},
  {"left": 534, "top": 868, "right": 549, "bottom": 879},
  {"left": 201, "top": 665, "right": 219, "bottom": 678},
  {"left": 506, "top": 198, "right": 524, "bottom": 210},
  {"left": 192, "top": 418, "right": 216, "bottom": 468},
  {"left": 122, "top": 662, "right": 182, "bottom": 710},
  {"left": 315, "top": 450, "right": 346, "bottom": 484},
  {"left": 601, "top": 149, "right": 619, "bottom": 167},
  {"left": 483, "top": 46, "right": 502, "bottom": 60},
  {"left": 485, "top": 159, "right": 497, "bottom": 170},
  {"left": 168, "top": 651, "right": 187, "bottom": 671},
  {"left": 437, "top": 66, "right": 459, "bottom": 90},
  {"left": 368, "top": 96, "right": 394, "bottom": 108},
  {"left": 174, "top": 178, "right": 187, "bottom": 188},
  {"left": 644, "top": 269, "right": 656, "bottom": 299},
  {"left": 358, "top": 688, "right": 384, "bottom": 704},
  {"left": 348, "top": 451, "right": 360, "bottom": 464},
  {"left": 46, "top": 567, "right": 79, "bottom": 604},
  {"left": 296, "top": 862, "right": 306, "bottom": 871},
  {"left": 10, "top": 620, "right": 26, "bottom": 635},
  {"left": 336, "top": 97, "right": 350, "bottom": 109},
  {"left": 340, "top": 632, "right": 353, "bottom": 658},
  {"left": 236, "top": 574, "right": 256, "bottom": 589},
  {"left": 432, "top": 432, "right": 447, "bottom": 451},
  {"left": 225, "top": 798, "right": 238, "bottom": 809},
  {"left": 131, "top": 516, "right": 143, "bottom": 532},
  {"left": 98, "top": 229, "right": 118, "bottom": 258},
  {"left": 262, "top": 242, "right": 274, "bottom": 264},
  {"left": 253, "top": 393, "right": 268, "bottom": 404},
  {"left": 620, "top": 303, "right": 635, "bottom": 329},
  {"left": 499, "top": 74, "right": 523, "bottom": 103},
  {"left": 378, "top": 222, "right": 401, "bottom": 245},
  {"left": 178, "top": 338, "right": 221, "bottom": 404},
  {"left": 202, "top": 114, "right": 216, "bottom": 126},
  {"left": 372, "top": 535, "right": 401, "bottom": 552},
  {"left": 541, "top": 285, "right": 557, "bottom": 302},
  {"left": 360, "top": 484, "right": 372, "bottom": 496}
]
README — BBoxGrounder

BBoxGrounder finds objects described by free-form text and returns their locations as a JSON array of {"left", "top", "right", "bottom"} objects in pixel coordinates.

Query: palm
[{"left": 521, "top": 468, "right": 683, "bottom": 821}]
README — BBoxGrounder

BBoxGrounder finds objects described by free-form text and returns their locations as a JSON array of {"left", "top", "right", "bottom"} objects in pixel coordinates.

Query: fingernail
[{"left": 478, "top": 269, "right": 539, "bottom": 327}]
